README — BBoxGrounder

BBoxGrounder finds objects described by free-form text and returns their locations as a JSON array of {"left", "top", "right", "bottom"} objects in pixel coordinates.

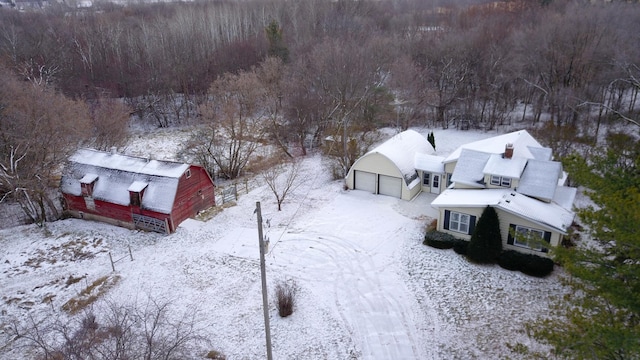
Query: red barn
[{"left": 61, "top": 149, "right": 215, "bottom": 234}]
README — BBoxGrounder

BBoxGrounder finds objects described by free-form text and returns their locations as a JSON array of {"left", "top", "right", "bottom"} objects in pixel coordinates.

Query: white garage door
[
  {"left": 354, "top": 171, "right": 376, "bottom": 193},
  {"left": 378, "top": 175, "right": 402, "bottom": 198}
]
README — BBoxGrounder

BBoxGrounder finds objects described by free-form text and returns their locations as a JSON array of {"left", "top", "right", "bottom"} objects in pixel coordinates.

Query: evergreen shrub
[
  {"left": 424, "top": 230, "right": 460, "bottom": 249},
  {"left": 467, "top": 206, "right": 502, "bottom": 263},
  {"left": 498, "top": 250, "right": 554, "bottom": 277}
]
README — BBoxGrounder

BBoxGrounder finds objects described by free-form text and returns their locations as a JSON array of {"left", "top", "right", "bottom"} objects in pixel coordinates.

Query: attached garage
[
  {"left": 345, "top": 130, "right": 435, "bottom": 200},
  {"left": 378, "top": 175, "right": 402, "bottom": 198},
  {"left": 354, "top": 171, "right": 376, "bottom": 193}
]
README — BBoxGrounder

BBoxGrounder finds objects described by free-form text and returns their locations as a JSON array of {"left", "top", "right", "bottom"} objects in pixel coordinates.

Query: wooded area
[{"left": 0, "top": 1, "right": 639, "bottom": 357}]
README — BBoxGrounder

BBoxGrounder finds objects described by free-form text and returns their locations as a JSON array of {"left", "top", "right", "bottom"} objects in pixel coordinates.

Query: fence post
[
  {"left": 109, "top": 252, "right": 115, "bottom": 272},
  {"left": 129, "top": 245, "right": 134, "bottom": 261}
]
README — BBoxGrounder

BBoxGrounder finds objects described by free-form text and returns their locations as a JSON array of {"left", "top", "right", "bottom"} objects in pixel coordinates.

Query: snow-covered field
[{"left": 0, "top": 128, "right": 566, "bottom": 359}]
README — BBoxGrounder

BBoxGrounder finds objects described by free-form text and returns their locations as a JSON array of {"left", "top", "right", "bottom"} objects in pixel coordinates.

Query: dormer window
[
  {"left": 80, "top": 173, "right": 99, "bottom": 197},
  {"left": 490, "top": 175, "right": 511, "bottom": 187},
  {"left": 128, "top": 181, "right": 148, "bottom": 207}
]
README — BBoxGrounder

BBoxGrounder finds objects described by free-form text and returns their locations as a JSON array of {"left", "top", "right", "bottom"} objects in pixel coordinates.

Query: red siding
[
  {"left": 63, "top": 165, "right": 215, "bottom": 234},
  {"left": 171, "top": 165, "right": 216, "bottom": 229}
]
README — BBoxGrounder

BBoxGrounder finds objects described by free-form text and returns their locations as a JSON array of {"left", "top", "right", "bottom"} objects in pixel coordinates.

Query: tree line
[
  {"left": 2, "top": 0, "right": 640, "bottom": 219},
  {"left": 1, "top": 0, "right": 639, "bottom": 358}
]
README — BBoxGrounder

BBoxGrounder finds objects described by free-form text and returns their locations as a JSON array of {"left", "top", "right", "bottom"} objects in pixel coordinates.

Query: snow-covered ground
[{"left": 0, "top": 127, "right": 566, "bottom": 359}]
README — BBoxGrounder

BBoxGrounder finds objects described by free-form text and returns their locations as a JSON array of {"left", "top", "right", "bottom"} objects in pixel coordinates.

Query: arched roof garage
[{"left": 345, "top": 130, "right": 434, "bottom": 200}]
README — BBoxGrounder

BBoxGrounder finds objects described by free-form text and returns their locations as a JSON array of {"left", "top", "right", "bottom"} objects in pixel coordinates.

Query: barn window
[
  {"left": 130, "top": 192, "right": 141, "bottom": 207},
  {"left": 128, "top": 181, "right": 148, "bottom": 207},
  {"left": 185, "top": 169, "right": 192, "bottom": 179}
]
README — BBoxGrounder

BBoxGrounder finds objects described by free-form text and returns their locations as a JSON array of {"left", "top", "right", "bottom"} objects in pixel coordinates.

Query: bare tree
[
  {"left": 191, "top": 70, "right": 269, "bottom": 180},
  {"left": 261, "top": 157, "right": 302, "bottom": 211},
  {"left": 3, "top": 296, "right": 208, "bottom": 360},
  {"left": 88, "top": 96, "right": 131, "bottom": 151},
  {"left": 294, "top": 35, "right": 394, "bottom": 177},
  {"left": 0, "top": 66, "right": 91, "bottom": 225}
]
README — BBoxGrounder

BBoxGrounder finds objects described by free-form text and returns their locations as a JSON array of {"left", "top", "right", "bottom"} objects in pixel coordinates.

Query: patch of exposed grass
[
  {"left": 65, "top": 274, "right": 86, "bottom": 287},
  {"left": 62, "top": 275, "right": 120, "bottom": 314},
  {"left": 196, "top": 205, "right": 224, "bottom": 222}
]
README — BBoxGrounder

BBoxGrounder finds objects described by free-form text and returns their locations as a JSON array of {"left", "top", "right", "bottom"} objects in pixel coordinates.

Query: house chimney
[{"left": 504, "top": 143, "right": 514, "bottom": 159}]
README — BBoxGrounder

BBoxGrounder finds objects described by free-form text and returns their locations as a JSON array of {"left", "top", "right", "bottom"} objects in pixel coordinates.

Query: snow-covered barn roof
[
  {"left": 443, "top": 130, "right": 548, "bottom": 164},
  {"left": 61, "top": 149, "right": 191, "bottom": 214},
  {"left": 70, "top": 149, "right": 189, "bottom": 178},
  {"left": 431, "top": 189, "right": 575, "bottom": 234},
  {"left": 366, "top": 129, "right": 434, "bottom": 183}
]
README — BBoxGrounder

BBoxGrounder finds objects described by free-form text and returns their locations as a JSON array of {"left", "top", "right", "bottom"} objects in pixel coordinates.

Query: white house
[{"left": 347, "top": 129, "right": 576, "bottom": 256}]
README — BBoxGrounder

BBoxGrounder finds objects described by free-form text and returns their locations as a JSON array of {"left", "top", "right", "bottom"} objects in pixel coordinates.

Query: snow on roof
[
  {"left": 517, "top": 160, "right": 562, "bottom": 201},
  {"left": 450, "top": 149, "right": 491, "bottom": 188},
  {"left": 552, "top": 186, "right": 577, "bottom": 211},
  {"left": 528, "top": 146, "right": 553, "bottom": 161},
  {"left": 128, "top": 181, "right": 149, "bottom": 192},
  {"left": 431, "top": 189, "right": 575, "bottom": 233},
  {"left": 70, "top": 148, "right": 189, "bottom": 178},
  {"left": 80, "top": 173, "right": 99, "bottom": 184},
  {"left": 443, "top": 130, "right": 545, "bottom": 163},
  {"left": 414, "top": 153, "right": 445, "bottom": 173},
  {"left": 482, "top": 154, "right": 528, "bottom": 179},
  {"left": 367, "top": 129, "right": 433, "bottom": 183},
  {"left": 431, "top": 188, "right": 505, "bottom": 208},
  {"left": 61, "top": 149, "right": 189, "bottom": 214}
]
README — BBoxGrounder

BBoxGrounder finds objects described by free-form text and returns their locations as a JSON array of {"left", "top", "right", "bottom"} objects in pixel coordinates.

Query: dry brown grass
[{"left": 62, "top": 275, "right": 120, "bottom": 314}]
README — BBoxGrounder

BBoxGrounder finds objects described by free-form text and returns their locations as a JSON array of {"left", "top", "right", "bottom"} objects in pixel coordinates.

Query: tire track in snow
[{"left": 271, "top": 231, "right": 434, "bottom": 359}]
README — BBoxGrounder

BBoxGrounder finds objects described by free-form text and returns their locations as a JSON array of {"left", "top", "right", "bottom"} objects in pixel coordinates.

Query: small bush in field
[
  {"left": 424, "top": 230, "right": 461, "bottom": 249},
  {"left": 275, "top": 281, "right": 298, "bottom": 317},
  {"left": 498, "top": 250, "right": 554, "bottom": 277},
  {"left": 206, "top": 350, "right": 227, "bottom": 359}
]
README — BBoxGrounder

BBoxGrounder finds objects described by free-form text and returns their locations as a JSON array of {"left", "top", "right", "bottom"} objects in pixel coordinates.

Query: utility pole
[{"left": 255, "top": 202, "right": 273, "bottom": 360}]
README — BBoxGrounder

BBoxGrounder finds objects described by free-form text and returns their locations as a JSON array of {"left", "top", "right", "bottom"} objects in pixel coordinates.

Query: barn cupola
[{"left": 504, "top": 143, "right": 514, "bottom": 159}]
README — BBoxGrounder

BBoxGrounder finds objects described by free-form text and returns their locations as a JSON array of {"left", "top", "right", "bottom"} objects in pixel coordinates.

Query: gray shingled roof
[{"left": 517, "top": 160, "right": 562, "bottom": 202}]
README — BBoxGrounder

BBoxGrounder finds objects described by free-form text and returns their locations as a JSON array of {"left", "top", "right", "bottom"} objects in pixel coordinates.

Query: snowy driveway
[{"left": 258, "top": 189, "right": 438, "bottom": 359}]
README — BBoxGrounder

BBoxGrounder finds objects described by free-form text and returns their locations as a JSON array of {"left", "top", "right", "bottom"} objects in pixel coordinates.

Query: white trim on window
[
  {"left": 513, "top": 225, "right": 545, "bottom": 250},
  {"left": 423, "top": 173, "right": 430, "bottom": 186},
  {"left": 449, "top": 211, "right": 470, "bottom": 234},
  {"left": 490, "top": 175, "right": 511, "bottom": 187},
  {"left": 185, "top": 168, "right": 192, "bottom": 179}
]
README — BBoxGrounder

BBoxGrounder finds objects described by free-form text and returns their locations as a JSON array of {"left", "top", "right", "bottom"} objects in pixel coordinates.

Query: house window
[
  {"left": 423, "top": 173, "right": 430, "bottom": 186},
  {"left": 449, "top": 212, "right": 471, "bottom": 234},
  {"left": 490, "top": 175, "right": 511, "bottom": 187},
  {"left": 513, "top": 225, "right": 545, "bottom": 251},
  {"left": 185, "top": 169, "right": 191, "bottom": 179}
]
